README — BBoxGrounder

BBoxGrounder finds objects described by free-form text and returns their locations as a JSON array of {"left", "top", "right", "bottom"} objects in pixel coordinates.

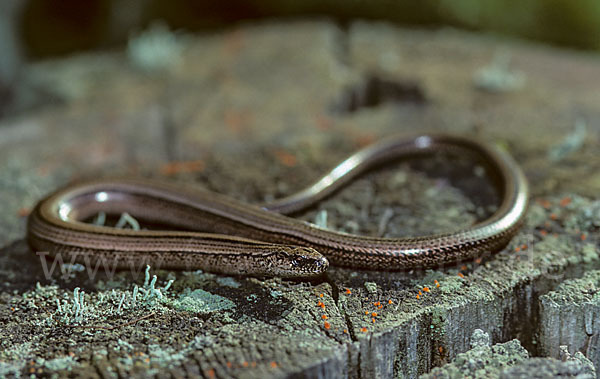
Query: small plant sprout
[
  {"left": 115, "top": 212, "right": 140, "bottom": 230},
  {"left": 35, "top": 266, "right": 176, "bottom": 328},
  {"left": 138, "top": 265, "right": 175, "bottom": 303},
  {"left": 72, "top": 287, "right": 85, "bottom": 322},
  {"left": 163, "top": 279, "right": 174, "bottom": 292},
  {"left": 473, "top": 50, "right": 525, "bottom": 93},
  {"left": 117, "top": 293, "right": 126, "bottom": 313},
  {"left": 144, "top": 265, "right": 151, "bottom": 287},
  {"left": 93, "top": 211, "right": 106, "bottom": 226},
  {"left": 132, "top": 285, "right": 138, "bottom": 307},
  {"left": 314, "top": 209, "right": 328, "bottom": 229}
]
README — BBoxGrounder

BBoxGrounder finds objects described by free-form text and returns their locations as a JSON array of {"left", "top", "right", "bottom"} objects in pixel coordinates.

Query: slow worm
[{"left": 27, "top": 134, "right": 529, "bottom": 278}]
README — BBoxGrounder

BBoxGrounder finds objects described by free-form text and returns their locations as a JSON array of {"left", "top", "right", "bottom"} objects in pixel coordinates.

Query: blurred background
[
  {"left": 16, "top": 0, "right": 600, "bottom": 57},
  {"left": 2, "top": 0, "right": 600, "bottom": 118}
]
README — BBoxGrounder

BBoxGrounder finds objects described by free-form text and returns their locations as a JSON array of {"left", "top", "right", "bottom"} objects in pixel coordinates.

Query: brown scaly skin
[{"left": 27, "top": 134, "right": 528, "bottom": 278}]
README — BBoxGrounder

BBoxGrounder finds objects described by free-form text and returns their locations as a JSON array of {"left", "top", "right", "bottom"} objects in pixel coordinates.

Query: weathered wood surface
[
  {"left": 0, "top": 20, "right": 599, "bottom": 378},
  {"left": 540, "top": 270, "right": 600, "bottom": 370},
  {"left": 424, "top": 329, "right": 595, "bottom": 378}
]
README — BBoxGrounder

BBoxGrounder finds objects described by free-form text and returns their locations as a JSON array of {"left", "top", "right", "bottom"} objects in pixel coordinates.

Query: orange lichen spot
[
  {"left": 160, "top": 160, "right": 205, "bottom": 175},
  {"left": 224, "top": 109, "right": 250, "bottom": 133},
  {"left": 550, "top": 213, "right": 558, "bottom": 220},
  {"left": 274, "top": 150, "right": 297, "bottom": 167},
  {"left": 418, "top": 291, "right": 423, "bottom": 296},
  {"left": 416, "top": 294, "right": 420, "bottom": 299},
  {"left": 361, "top": 327, "right": 368, "bottom": 333},
  {"left": 322, "top": 314, "right": 328, "bottom": 320},
  {"left": 242, "top": 361, "right": 249, "bottom": 368},
  {"left": 29, "top": 368, "right": 35, "bottom": 374},
  {"left": 373, "top": 301, "right": 381, "bottom": 307},
  {"left": 460, "top": 265, "right": 467, "bottom": 271},
  {"left": 29, "top": 360, "right": 35, "bottom": 366},
  {"left": 423, "top": 287, "right": 430, "bottom": 293},
  {"left": 317, "top": 301, "right": 325, "bottom": 309},
  {"left": 355, "top": 134, "right": 376, "bottom": 147},
  {"left": 144, "top": 358, "right": 150, "bottom": 363},
  {"left": 364, "top": 310, "right": 369, "bottom": 315},
  {"left": 343, "top": 329, "right": 348, "bottom": 334},
  {"left": 10, "top": 307, "right": 15, "bottom": 312},
  {"left": 206, "top": 369, "right": 216, "bottom": 379},
  {"left": 315, "top": 115, "right": 333, "bottom": 130},
  {"left": 17, "top": 207, "right": 30, "bottom": 217},
  {"left": 68, "top": 352, "right": 75, "bottom": 357},
  {"left": 371, "top": 312, "right": 378, "bottom": 317},
  {"left": 514, "top": 246, "right": 521, "bottom": 252},
  {"left": 324, "top": 321, "right": 331, "bottom": 330},
  {"left": 388, "top": 299, "right": 393, "bottom": 304},
  {"left": 540, "top": 229, "right": 548, "bottom": 236},
  {"left": 474, "top": 258, "right": 482, "bottom": 264},
  {"left": 581, "top": 233, "right": 587, "bottom": 241},
  {"left": 270, "top": 361, "right": 278, "bottom": 368},
  {"left": 521, "top": 244, "right": 528, "bottom": 250},
  {"left": 434, "top": 279, "right": 440, "bottom": 287},
  {"left": 345, "top": 288, "right": 352, "bottom": 295},
  {"left": 319, "top": 293, "right": 324, "bottom": 298},
  {"left": 539, "top": 199, "right": 551, "bottom": 209},
  {"left": 457, "top": 272, "right": 465, "bottom": 278},
  {"left": 372, "top": 318, "right": 376, "bottom": 323},
  {"left": 438, "top": 346, "right": 444, "bottom": 354},
  {"left": 226, "top": 362, "right": 233, "bottom": 368},
  {"left": 560, "top": 197, "right": 571, "bottom": 207}
]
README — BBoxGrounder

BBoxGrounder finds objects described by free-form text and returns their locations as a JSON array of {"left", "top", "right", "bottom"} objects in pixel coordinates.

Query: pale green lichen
[
  {"left": 127, "top": 22, "right": 185, "bottom": 73},
  {"left": 581, "top": 244, "right": 599, "bottom": 264},
  {"left": 524, "top": 203, "right": 548, "bottom": 229},
  {"left": 473, "top": 50, "right": 525, "bottom": 93},
  {"left": 46, "top": 287, "right": 87, "bottom": 324},
  {"left": 34, "top": 265, "right": 176, "bottom": 328},
  {"left": 439, "top": 275, "right": 466, "bottom": 294},
  {"left": 215, "top": 276, "right": 241, "bottom": 288},
  {"left": 364, "top": 281, "right": 378, "bottom": 294},
  {"left": 114, "top": 212, "right": 140, "bottom": 230},
  {"left": 548, "top": 119, "right": 587, "bottom": 162},
  {"left": 117, "top": 339, "right": 134, "bottom": 352},
  {"left": 270, "top": 290, "right": 284, "bottom": 298},
  {"left": 37, "top": 356, "right": 79, "bottom": 372},
  {"left": 424, "top": 330, "right": 529, "bottom": 379},
  {"left": 564, "top": 195, "right": 600, "bottom": 233},
  {"left": 172, "top": 288, "right": 235, "bottom": 313},
  {"left": 0, "top": 341, "right": 33, "bottom": 362},
  {"left": 144, "top": 335, "right": 214, "bottom": 369},
  {"left": 0, "top": 361, "right": 22, "bottom": 378},
  {"left": 137, "top": 265, "right": 175, "bottom": 304},
  {"left": 117, "top": 293, "right": 126, "bottom": 313},
  {"left": 314, "top": 209, "right": 328, "bottom": 228},
  {"left": 148, "top": 344, "right": 186, "bottom": 368}
]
